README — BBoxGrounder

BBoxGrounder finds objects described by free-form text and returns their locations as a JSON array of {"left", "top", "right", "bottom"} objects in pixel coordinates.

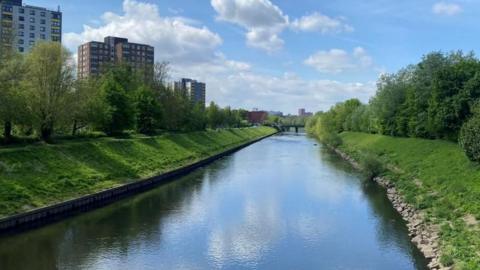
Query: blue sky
[{"left": 26, "top": 0, "right": 480, "bottom": 114}]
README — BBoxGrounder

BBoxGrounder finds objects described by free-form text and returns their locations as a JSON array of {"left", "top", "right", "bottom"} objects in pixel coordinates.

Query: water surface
[{"left": 0, "top": 134, "right": 427, "bottom": 269}]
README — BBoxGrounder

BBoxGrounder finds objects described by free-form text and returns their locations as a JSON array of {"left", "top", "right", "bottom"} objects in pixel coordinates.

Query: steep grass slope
[
  {"left": 0, "top": 127, "right": 276, "bottom": 217},
  {"left": 339, "top": 132, "right": 480, "bottom": 269}
]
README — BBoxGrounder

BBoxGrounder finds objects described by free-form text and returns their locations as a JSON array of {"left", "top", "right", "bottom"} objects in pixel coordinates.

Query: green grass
[
  {"left": 0, "top": 127, "right": 276, "bottom": 218},
  {"left": 338, "top": 132, "right": 480, "bottom": 269}
]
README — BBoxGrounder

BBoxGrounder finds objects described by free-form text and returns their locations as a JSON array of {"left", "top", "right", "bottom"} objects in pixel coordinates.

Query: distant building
[
  {"left": 268, "top": 111, "right": 283, "bottom": 117},
  {"left": 248, "top": 111, "right": 268, "bottom": 124},
  {"left": 298, "top": 108, "right": 313, "bottom": 117},
  {"left": 0, "top": 0, "right": 62, "bottom": 53},
  {"left": 77, "top": 36, "right": 154, "bottom": 79},
  {"left": 172, "top": 78, "right": 206, "bottom": 107}
]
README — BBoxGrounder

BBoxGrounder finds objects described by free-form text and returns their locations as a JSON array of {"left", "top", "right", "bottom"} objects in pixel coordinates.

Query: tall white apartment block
[{"left": 0, "top": 0, "right": 62, "bottom": 53}]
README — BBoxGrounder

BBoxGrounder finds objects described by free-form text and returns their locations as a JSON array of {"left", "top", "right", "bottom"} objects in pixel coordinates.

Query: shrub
[
  {"left": 360, "top": 152, "right": 385, "bottom": 180},
  {"left": 323, "top": 132, "right": 342, "bottom": 147},
  {"left": 459, "top": 115, "right": 480, "bottom": 162}
]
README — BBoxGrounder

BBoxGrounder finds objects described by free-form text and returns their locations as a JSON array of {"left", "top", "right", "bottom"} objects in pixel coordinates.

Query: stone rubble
[{"left": 332, "top": 147, "right": 452, "bottom": 270}]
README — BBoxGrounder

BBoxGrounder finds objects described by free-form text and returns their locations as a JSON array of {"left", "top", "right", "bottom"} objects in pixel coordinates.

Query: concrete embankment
[{"left": 0, "top": 129, "right": 277, "bottom": 234}]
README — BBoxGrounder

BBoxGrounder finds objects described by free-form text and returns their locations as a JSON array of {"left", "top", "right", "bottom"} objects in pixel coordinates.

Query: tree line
[
  {"left": 0, "top": 41, "right": 250, "bottom": 144},
  {"left": 306, "top": 51, "right": 480, "bottom": 162}
]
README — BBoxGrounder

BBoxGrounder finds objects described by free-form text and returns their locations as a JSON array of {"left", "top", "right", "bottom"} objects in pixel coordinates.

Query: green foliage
[
  {"left": 306, "top": 99, "right": 361, "bottom": 145},
  {"left": 134, "top": 86, "right": 162, "bottom": 134},
  {"left": 98, "top": 75, "right": 135, "bottom": 135},
  {"left": 205, "top": 102, "right": 245, "bottom": 129},
  {"left": 339, "top": 132, "right": 480, "bottom": 267},
  {"left": 0, "top": 127, "right": 276, "bottom": 217},
  {"left": 459, "top": 113, "right": 480, "bottom": 162},
  {"left": 360, "top": 152, "right": 385, "bottom": 180},
  {"left": 25, "top": 42, "right": 74, "bottom": 141}
]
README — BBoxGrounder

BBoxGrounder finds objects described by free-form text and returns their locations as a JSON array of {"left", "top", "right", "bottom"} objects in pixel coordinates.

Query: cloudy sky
[{"left": 27, "top": 0, "right": 479, "bottom": 114}]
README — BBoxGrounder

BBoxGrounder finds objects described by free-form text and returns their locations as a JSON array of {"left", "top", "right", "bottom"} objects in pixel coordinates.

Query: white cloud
[
  {"left": 304, "top": 47, "right": 373, "bottom": 74},
  {"left": 291, "top": 12, "right": 353, "bottom": 33},
  {"left": 64, "top": 0, "right": 222, "bottom": 65},
  {"left": 211, "top": 0, "right": 288, "bottom": 53},
  {"left": 432, "top": 2, "right": 462, "bottom": 16},
  {"left": 211, "top": 0, "right": 287, "bottom": 29},
  {"left": 65, "top": 0, "right": 375, "bottom": 114},
  {"left": 211, "top": 0, "right": 353, "bottom": 53},
  {"left": 180, "top": 68, "right": 377, "bottom": 113}
]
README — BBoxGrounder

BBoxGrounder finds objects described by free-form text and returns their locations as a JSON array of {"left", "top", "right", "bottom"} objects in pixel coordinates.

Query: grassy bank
[
  {"left": 337, "top": 132, "right": 480, "bottom": 269},
  {"left": 0, "top": 127, "right": 276, "bottom": 218}
]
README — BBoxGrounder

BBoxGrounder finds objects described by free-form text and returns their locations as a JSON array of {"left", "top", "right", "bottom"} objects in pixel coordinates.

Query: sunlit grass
[
  {"left": 0, "top": 127, "right": 276, "bottom": 218},
  {"left": 339, "top": 132, "right": 480, "bottom": 269}
]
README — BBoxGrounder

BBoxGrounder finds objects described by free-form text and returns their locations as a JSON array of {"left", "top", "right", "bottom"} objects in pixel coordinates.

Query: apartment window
[
  {"left": 29, "top": 10, "right": 35, "bottom": 16},
  {"left": 29, "top": 33, "right": 35, "bottom": 38},
  {"left": 18, "top": 39, "right": 24, "bottom": 44},
  {"left": 29, "top": 25, "right": 35, "bottom": 31},
  {"left": 19, "top": 16, "right": 24, "bottom": 21},
  {"left": 19, "top": 8, "right": 24, "bottom": 14},
  {"left": 40, "top": 19, "right": 46, "bottom": 24},
  {"left": 18, "top": 24, "right": 24, "bottom": 29},
  {"left": 29, "top": 40, "right": 35, "bottom": 46},
  {"left": 3, "top": 14, "right": 12, "bottom": 20},
  {"left": 2, "top": 6, "right": 13, "bottom": 12},
  {"left": 40, "top": 34, "right": 45, "bottom": 39},
  {"left": 52, "top": 13, "right": 60, "bottom": 19},
  {"left": 40, "top": 11, "right": 46, "bottom": 17},
  {"left": 18, "top": 31, "right": 24, "bottom": 37},
  {"left": 51, "top": 29, "right": 60, "bottom": 34},
  {"left": 40, "top": 26, "right": 45, "bottom": 32},
  {"left": 29, "top": 17, "right": 35, "bottom": 23},
  {"left": 18, "top": 47, "right": 24, "bottom": 52},
  {"left": 52, "top": 36, "right": 60, "bottom": 42}
]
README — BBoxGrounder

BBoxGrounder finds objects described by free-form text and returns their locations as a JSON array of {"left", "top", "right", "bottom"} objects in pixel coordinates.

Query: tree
[
  {"left": 98, "top": 74, "right": 135, "bottom": 135},
  {"left": 69, "top": 77, "right": 102, "bottom": 136},
  {"left": 135, "top": 85, "right": 162, "bottom": 134},
  {"left": 0, "top": 48, "right": 28, "bottom": 142},
  {"left": 206, "top": 101, "right": 222, "bottom": 129},
  {"left": 25, "top": 42, "right": 74, "bottom": 141}
]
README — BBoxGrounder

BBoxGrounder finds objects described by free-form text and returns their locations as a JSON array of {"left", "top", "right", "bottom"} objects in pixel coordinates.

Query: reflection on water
[{"left": 0, "top": 134, "right": 427, "bottom": 270}]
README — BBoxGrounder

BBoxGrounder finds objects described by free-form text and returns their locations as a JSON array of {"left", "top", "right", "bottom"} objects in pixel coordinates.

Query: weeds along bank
[
  {"left": 310, "top": 130, "right": 480, "bottom": 269},
  {"left": 0, "top": 127, "right": 276, "bottom": 218}
]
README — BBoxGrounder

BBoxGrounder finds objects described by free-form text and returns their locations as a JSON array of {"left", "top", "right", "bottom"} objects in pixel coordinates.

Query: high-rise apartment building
[
  {"left": 77, "top": 36, "right": 154, "bottom": 79},
  {"left": 172, "top": 78, "right": 206, "bottom": 107},
  {"left": 298, "top": 108, "right": 313, "bottom": 117},
  {"left": 0, "top": 0, "right": 62, "bottom": 53}
]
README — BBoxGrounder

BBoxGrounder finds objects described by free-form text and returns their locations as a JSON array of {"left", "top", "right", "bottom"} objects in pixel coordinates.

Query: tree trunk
[
  {"left": 71, "top": 119, "right": 78, "bottom": 136},
  {"left": 3, "top": 121, "right": 12, "bottom": 143},
  {"left": 41, "top": 121, "right": 53, "bottom": 142}
]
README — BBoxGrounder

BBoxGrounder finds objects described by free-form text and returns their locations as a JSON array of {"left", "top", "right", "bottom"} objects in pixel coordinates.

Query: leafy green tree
[
  {"left": 206, "top": 101, "right": 222, "bottom": 129},
  {"left": 69, "top": 77, "right": 102, "bottom": 136},
  {"left": 98, "top": 74, "right": 135, "bottom": 135},
  {"left": 25, "top": 42, "right": 74, "bottom": 141},
  {"left": 135, "top": 85, "right": 162, "bottom": 134},
  {"left": 0, "top": 47, "right": 28, "bottom": 142}
]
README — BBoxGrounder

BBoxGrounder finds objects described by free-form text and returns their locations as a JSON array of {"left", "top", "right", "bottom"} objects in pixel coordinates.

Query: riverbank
[
  {"left": 0, "top": 127, "right": 276, "bottom": 220},
  {"left": 331, "top": 132, "right": 480, "bottom": 270}
]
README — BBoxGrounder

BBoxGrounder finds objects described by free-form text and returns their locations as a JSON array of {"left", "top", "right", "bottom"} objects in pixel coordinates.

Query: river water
[{"left": 0, "top": 134, "right": 428, "bottom": 270}]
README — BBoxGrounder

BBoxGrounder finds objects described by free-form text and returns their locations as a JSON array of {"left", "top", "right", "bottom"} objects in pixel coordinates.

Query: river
[{"left": 0, "top": 133, "right": 428, "bottom": 270}]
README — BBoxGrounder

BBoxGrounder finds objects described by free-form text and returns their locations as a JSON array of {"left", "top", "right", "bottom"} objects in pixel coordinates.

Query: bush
[
  {"left": 360, "top": 152, "right": 385, "bottom": 180},
  {"left": 459, "top": 116, "right": 480, "bottom": 162},
  {"left": 323, "top": 132, "right": 343, "bottom": 147}
]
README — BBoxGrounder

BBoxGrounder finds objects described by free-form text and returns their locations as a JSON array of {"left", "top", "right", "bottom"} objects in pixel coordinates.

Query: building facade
[
  {"left": 77, "top": 36, "right": 154, "bottom": 79},
  {"left": 298, "top": 108, "right": 313, "bottom": 117},
  {"left": 247, "top": 111, "right": 268, "bottom": 125},
  {"left": 172, "top": 78, "right": 206, "bottom": 107},
  {"left": 0, "top": 0, "right": 61, "bottom": 53}
]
